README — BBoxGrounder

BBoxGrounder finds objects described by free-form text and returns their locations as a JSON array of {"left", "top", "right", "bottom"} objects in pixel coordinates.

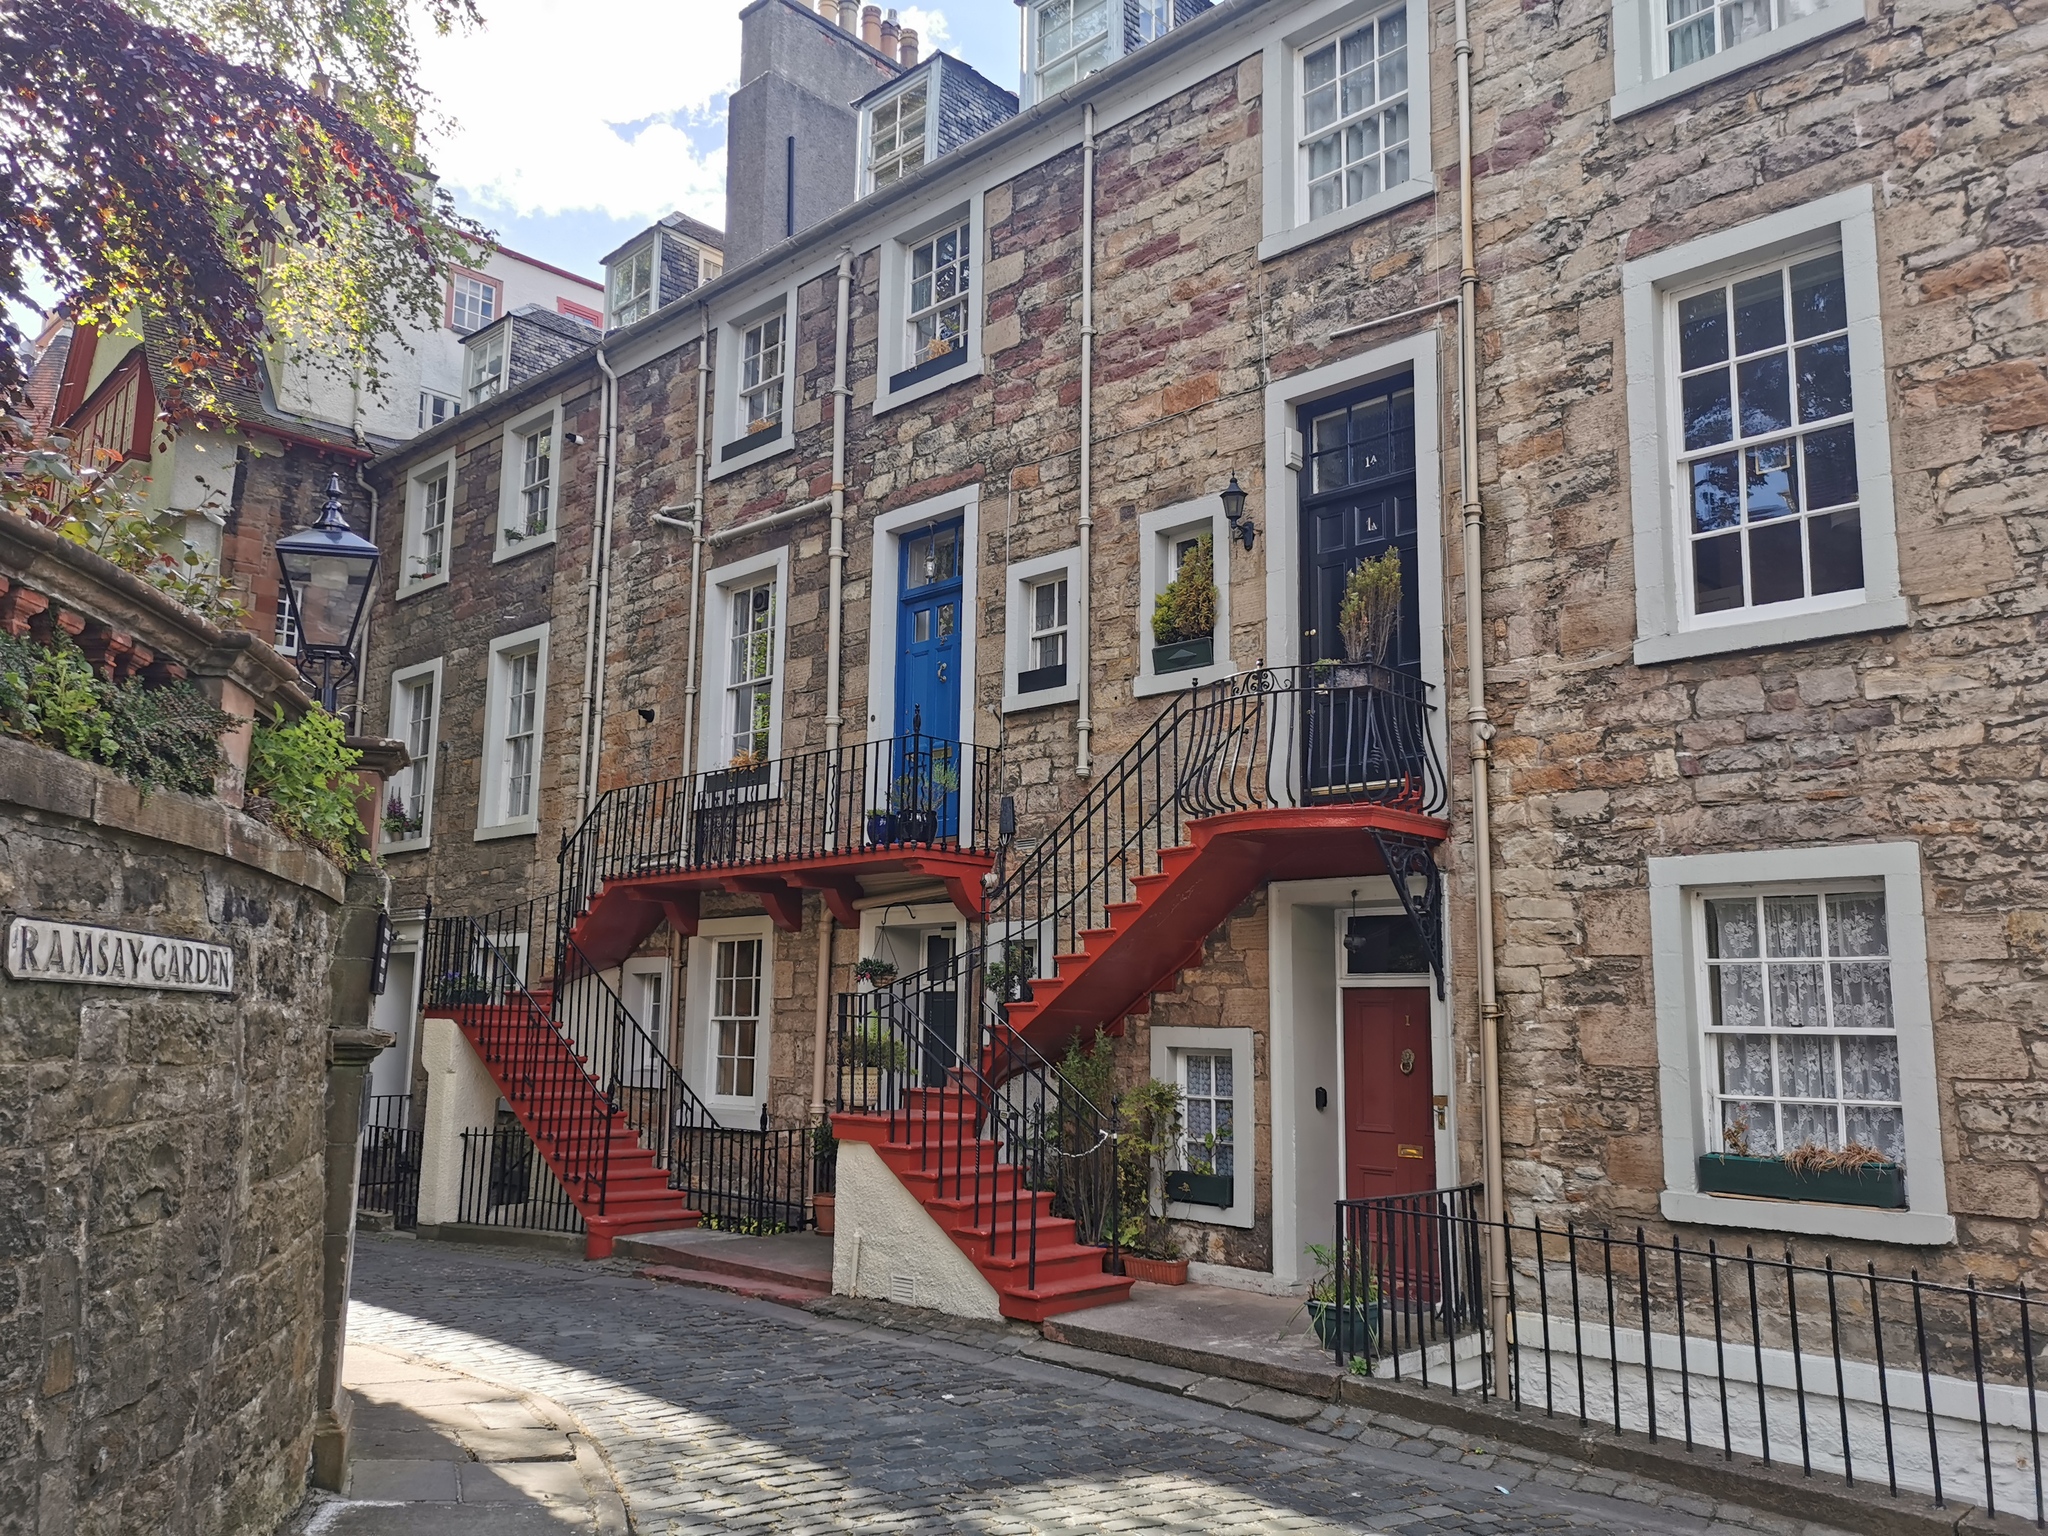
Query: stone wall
[{"left": 0, "top": 737, "right": 350, "bottom": 1535}]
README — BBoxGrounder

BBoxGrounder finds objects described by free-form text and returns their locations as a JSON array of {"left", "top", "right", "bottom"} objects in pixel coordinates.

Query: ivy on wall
[{"left": 0, "top": 630, "right": 228, "bottom": 795}]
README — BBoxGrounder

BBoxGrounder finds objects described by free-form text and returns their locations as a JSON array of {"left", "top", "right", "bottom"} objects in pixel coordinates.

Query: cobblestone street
[{"left": 342, "top": 1236, "right": 1856, "bottom": 1535}]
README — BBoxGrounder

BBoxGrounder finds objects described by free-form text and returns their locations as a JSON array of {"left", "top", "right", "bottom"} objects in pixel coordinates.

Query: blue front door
[{"left": 895, "top": 520, "right": 963, "bottom": 839}]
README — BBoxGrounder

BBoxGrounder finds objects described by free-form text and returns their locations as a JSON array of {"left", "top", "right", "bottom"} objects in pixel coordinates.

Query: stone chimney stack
[
  {"left": 861, "top": 5, "right": 882, "bottom": 49},
  {"left": 898, "top": 26, "right": 918, "bottom": 66}
]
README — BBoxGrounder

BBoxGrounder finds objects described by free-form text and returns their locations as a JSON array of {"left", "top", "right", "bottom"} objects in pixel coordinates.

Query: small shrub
[
  {"left": 1338, "top": 548, "right": 1403, "bottom": 663},
  {"left": 106, "top": 679, "right": 230, "bottom": 794},
  {"left": 1150, "top": 534, "right": 1218, "bottom": 646},
  {"left": 0, "top": 631, "right": 227, "bottom": 795},
  {"left": 247, "top": 704, "right": 365, "bottom": 867}
]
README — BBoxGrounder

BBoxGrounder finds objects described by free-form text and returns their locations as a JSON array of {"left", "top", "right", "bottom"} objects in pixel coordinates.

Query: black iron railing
[
  {"left": 835, "top": 961, "right": 1119, "bottom": 1290},
  {"left": 357, "top": 1093, "right": 421, "bottom": 1230},
  {"left": 670, "top": 1106, "right": 813, "bottom": 1232},
  {"left": 1334, "top": 1188, "right": 2048, "bottom": 1523},
  {"left": 560, "top": 731, "right": 1001, "bottom": 917},
  {"left": 423, "top": 892, "right": 723, "bottom": 1218},
  {"left": 457, "top": 1121, "right": 586, "bottom": 1234},
  {"left": 989, "top": 662, "right": 1443, "bottom": 996}
]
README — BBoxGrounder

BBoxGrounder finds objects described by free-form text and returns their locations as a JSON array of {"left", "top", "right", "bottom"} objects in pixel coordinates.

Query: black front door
[
  {"left": 1298, "top": 376, "right": 1423, "bottom": 795},
  {"left": 920, "top": 931, "right": 958, "bottom": 1086}
]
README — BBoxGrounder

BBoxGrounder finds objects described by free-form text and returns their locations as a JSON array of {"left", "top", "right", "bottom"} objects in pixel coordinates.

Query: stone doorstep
[
  {"left": 1031, "top": 1319, "right": 2024, "bottom": 1536},
  {"left": 414, "top": 1222, "right": 587, "bottom": 1258},
  {"left": 638, "top": 1262, "right": 831, "bottom": 1307},
  {"left": 614, "top": 1229, "right": 834, "bottom": 1294}
]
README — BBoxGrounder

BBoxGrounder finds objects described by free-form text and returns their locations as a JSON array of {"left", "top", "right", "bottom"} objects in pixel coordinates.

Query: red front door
[{"left": 1342, "top": 987, "right": 1436, "bottom": 1200}]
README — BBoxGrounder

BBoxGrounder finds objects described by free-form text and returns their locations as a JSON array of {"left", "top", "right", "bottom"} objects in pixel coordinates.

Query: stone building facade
[{"left": 364, "top": 0, "right": 2045, "bottom": 1296}]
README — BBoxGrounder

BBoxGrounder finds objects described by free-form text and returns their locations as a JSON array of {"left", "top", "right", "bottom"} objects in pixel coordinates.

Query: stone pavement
[
  {"left": 330, "top": 1233, "right": 1868, "bottom": 1536},
  {"left": 281, "top": 1341, "right": 628, "bottom": 1533}
]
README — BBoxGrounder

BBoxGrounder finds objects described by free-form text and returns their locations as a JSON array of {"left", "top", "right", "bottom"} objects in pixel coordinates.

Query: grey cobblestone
[{"left": 346, "top": 1237, "right": 1863, "bottom": 1535}]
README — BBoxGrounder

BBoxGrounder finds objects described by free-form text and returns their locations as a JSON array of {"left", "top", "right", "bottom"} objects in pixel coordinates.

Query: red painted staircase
[
  {"left": 832, "top": 1085, "right": 1133, "bottom": 1321},
  {"left": 433, "top": 988, "right": 700, "bottom": 1259},
  {"left": 1001, "top": 804, "right": 1448, "bottom": 1060}
]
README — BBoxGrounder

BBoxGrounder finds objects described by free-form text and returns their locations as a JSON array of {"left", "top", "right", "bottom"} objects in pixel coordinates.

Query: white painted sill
[
  {"left": 397, "top": 571, "right": 450, "bottom": 602},
  {"left": 1134, "top": 657, "right": 1234, "bottom": 701},
  {"left": 1660, "top": 1189, "right": 1956, "bottom": 1247},
  {"left": 707, "top": 428, "right": 795, "bottom": 482},
  {"left": 1633, "top": 595, "right": 1908, "bottom": 666},
  {"left": 473, "top": 817, "right": 538, "bottom": 843},
  {"left": 1611, "top": 4, "right": 1866, "bottom": 121},
  {"left": 1257, "top": 178, "right": 1435, "bottom": 264},
  {"left": 1001, "top": 681, "right": 1080, "bottom": 715},
  {"left": 382, "top": 835, "right": 431, "bottom": 856},
  {"left": 873, "top": 346, "right": 982, "bottom": 418},
  {"left": 492, "top": 525, "right": 559, "bottom": 565}
]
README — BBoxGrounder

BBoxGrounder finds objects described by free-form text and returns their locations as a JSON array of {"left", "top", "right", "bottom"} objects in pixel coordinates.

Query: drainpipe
[
  {"left": 351, "top": 463, "right": 379, "bottom": 733},
  {"left": 1452, "top": 0, "right": 1510, "bottom": 1397},
  {"left": 680, "top": 307, "right": 712, "bottom": 777},
  {"left": 810, "top": 913, "right": 835, "bottom": 1116},
  {"left": 826, "top": 249, "right": 854, "bottom": 754},
  {"left": 1075, "top": 102, "right": 1097, "bottom": 777},
  {"left": 576, "top": 347, "right": 618, "bottom": 814}
]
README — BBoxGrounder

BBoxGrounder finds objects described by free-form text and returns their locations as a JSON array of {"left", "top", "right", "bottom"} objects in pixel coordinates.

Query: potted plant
[
  {"left": 982, "top": 945, "right": 1034, "bottom": 1007},
  {"left": 1151, "top": 534, "right": 1217, "bottom": 675},
  {"left": 811, "top": 1119, "right": 839, "bottom": 1235},
  {"left": 852, "top": 955, "right": 898, "bottom": 989},
  {"left": 1336, "top": 547, "right": 1402, "bottom": 679},
  {"left": 1697, "top": 1124, "right": 1904, "bottom": 1208},
  {"left": 839, "top": 1015, "right": 909, "bottom": 1108},
  {"left": 892, "top": 757, "right": 957, "bottom": 844},
  {"left": 439, "top": 969, "right": 492, "bottom": 1005},
  {"left": 865, "top": 806, "right": 898, "bottom": 844},
  {"left": 382, "top": 790, "right": 424, "bottom": 843},
  {"left": 1304, "top": 1240, "right": 1380, "bottom": 1354},
  {"left": 1164, "top": 1129, "right": 1233, "bottom": 1209},
  {"left": 1111, "top": 1079, "right": 1190, "bottom": 1283}
]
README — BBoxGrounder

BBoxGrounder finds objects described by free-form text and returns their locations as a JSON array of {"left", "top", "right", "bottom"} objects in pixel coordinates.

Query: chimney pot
[
  {"left": 880, "top": 14, "right": 899, "bottom": 54},
  {"left": 861, "top": 4, "right": 882, "bottom": 48},
  {"left": 898, "top": 27, "right": 918, "bottom": 65},
  {"left": 837, "top": 0, "right": 857, "bottom": 32}
]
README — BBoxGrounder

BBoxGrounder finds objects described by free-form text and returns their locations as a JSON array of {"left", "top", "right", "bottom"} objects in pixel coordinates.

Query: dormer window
[
  {"left": 608, "top": 241, "right": 656, "bottom": 330},
  {"left": 465, "top": 330, "right": 506, "bottom": 406},
  {"left": 1033, "top": 0, "right": 1114, "bottom": 95},
  {"left": 866, "top": 79, "right": 930, "bottom": 192}
]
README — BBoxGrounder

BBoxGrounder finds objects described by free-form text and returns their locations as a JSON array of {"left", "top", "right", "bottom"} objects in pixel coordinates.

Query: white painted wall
[
  {"left": 831, "top": 1140, "right": 1002, "bottom": 1320},
  {"left": 414, "top": 1015, "right": 502, "bottom": 1226}
]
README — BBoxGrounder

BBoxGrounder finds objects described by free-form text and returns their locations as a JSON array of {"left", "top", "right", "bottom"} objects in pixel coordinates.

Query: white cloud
[
  {"left": 896, "top": 6, "right": 950, "bottom": 48},
  {"left": 415, "top": 0, "right": 738, "bottom": 227}
]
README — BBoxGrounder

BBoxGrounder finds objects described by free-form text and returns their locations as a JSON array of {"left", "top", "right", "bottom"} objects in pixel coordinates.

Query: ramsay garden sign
[{"left": 5, "top": 917, "right": 235, "bottom": 995}]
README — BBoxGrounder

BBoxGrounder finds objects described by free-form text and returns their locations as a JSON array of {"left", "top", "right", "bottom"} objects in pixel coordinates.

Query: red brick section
[
  {"left": 433, "top": 996, "right": 699, "bottom": 1259},
  {"left": 833, "top": 1085, "right": 1134, "bottom": 1322}
]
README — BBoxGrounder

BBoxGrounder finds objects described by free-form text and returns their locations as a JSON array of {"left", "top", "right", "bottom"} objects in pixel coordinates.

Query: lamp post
[
  {"left": 276, "top": 471, "right": 381, "bottom": 713},
  {"left": 1220, "top": 473, "right": 1255, "bottom": 550}
]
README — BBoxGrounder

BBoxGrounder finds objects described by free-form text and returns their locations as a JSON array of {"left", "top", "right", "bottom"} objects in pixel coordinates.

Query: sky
[{"left": 419, "top": 1, "right": 1023, "bottom": 278}]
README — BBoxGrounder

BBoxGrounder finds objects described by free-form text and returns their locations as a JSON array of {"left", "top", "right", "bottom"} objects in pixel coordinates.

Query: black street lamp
[
  {"left": 276, "top": 471, "right": 380, "bottom": 712},
  {"left": 1220, "top": 472, "right": 1255, "bottom": 550}
]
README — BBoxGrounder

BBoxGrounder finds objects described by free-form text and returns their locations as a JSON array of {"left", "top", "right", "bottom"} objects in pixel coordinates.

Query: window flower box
[
  {"left": 1696, "top": 1152, "right": 1905, "bottom": 1209},
  {"left": 1163, "top": 1169, "right": 1232, "bottom": 1208},
  {"left": 1151, "top": 637, "right": 1213, "bottom": 675}
]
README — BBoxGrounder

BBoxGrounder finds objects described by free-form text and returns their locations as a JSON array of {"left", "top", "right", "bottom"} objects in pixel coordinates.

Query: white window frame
[
  {"left": 384, "top": 657, "right": 442, "bottom": 853},
  {"left": 1134, "top": 496, "right": 1234, "bottom": 699},
  {"left": 607, "top": 237, "right": 658, "bottom": 331},
  {"left": 1024, "top": 0, "right": 1118, "bottom": 105},
  {"left": 418, "top": 390, "right": 461, "bottom": 431},
  {"left": 695, "top": 545, "right": 790, "bottom": 773},
  {"left": 398, "top": 453, "right": 456, "bottom": 598},
  {"left": 1649, "top": 842, "right": 1952, "bottom": 1246},
  {"left": 1003, "top": 547, "right": 1083, "bottom": 713},
  {"left": 494, "top": 398, "right": 564, "bottom": 562},
  {"left": 1149, "top": 1025, "right": 1256, "bottom": 1229},
  {"left": 861, "top": 73, "right": 935, "bottom": 196},
  {"left": 686, "top": 916, "right": 775, "bottom": 1123},
  {"left": 477, "top": 622, "right": 549, "bottom": 841},
  {"left": 273, "top": 587, "right": 299, "bottom": 657},
  {"left": 1626, "top": 186, "right": 1903, "bottom": 664},
  {"left": 1259, "top": 0, "right": 1433, "bottom": 262},
  {"left": 621, "top": 956, "right": 673, "bottom": 1087},
  {"left": 464, "top": 328, "right": 507, "bottom": 407},
  {"left": 1611, "top": 0, "right": 1865, "bottom": 119},
  {"left": 711, "top": 290, "right": 799, "bottom": 480},
  {"left": 874, "top": 195, "right": 986, "bottom": 417},
  {"left": 449, "top": 269, "right": 500, "bottom": 336}
]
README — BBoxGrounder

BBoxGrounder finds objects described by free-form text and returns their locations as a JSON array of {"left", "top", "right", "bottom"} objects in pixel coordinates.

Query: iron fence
[
  {"left": 356, "top": 1093, "right": 420, "bottom": 1230},
  {"left": 560, "top": 731, "right": 1002, "bottom": 918},
  {"left": 457, "top": 1122, "right": 586, "bottom": 1234},
  {"left": 1334, "top": 1187, "right": 2048, "bottom": 1523},
  {"left": 665, "top": 1106, "right": 813, "bottom": 1232}
]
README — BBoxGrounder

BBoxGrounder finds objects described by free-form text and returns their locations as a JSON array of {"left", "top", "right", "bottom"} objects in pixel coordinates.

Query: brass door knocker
[{"left": 1398, "top": 1048, "right": 1416, "bottom": 1075}]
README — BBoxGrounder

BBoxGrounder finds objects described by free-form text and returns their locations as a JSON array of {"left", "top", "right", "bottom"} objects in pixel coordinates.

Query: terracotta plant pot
[
  {"left": 1120, "top": 1254, "right": 1188, "bottom": 1285},
  {"left": 813, "top": 1194, "right": 836, "bottom": 1235}
]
